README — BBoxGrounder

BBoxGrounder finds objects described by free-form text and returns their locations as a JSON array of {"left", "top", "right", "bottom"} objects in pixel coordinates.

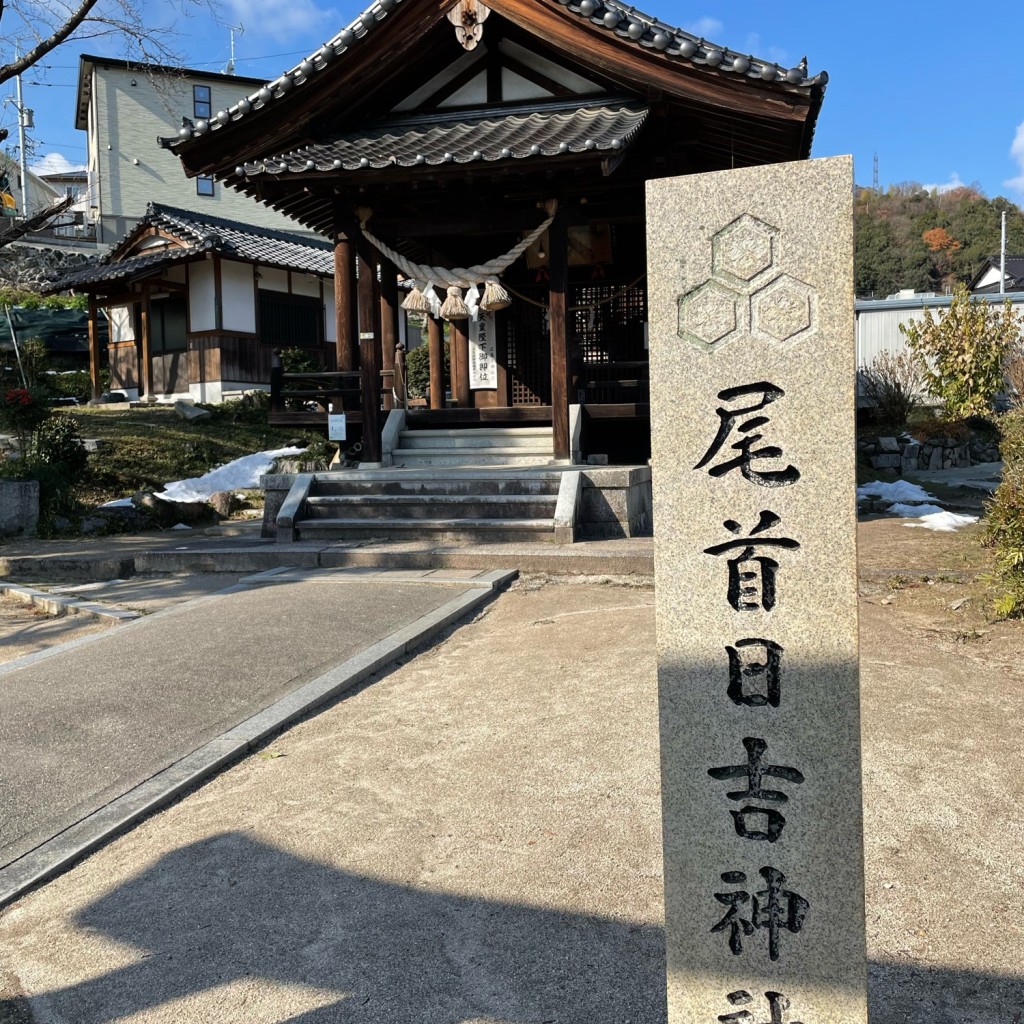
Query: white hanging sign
[
  {"left": 328, "top": 412, "right": 347, "bottom": 441},
  {"left": 469, "top": 309, "right": 498, "bottom": 390}
]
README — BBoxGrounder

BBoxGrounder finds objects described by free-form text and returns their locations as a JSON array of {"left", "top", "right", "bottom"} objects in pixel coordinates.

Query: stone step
[
  {"left": 304, "top": 494, "right": 557, "bottom": 520},
  {"left": 311, "top": 476, "right": 562, "bottom": 497},
  {"left": 401, "top": 426, "right": 553, "bottom": 438},
  {"left": 293, "top": 517, "right": 557, "bottom": 545},
  {"left": 398, "top": 431, "right": 554, "bottom": 450},
  {"left": 392, "top": 449, "right": 556, "bottom": 467}
]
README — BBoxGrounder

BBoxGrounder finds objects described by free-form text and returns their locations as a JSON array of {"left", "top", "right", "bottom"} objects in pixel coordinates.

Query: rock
[
  {"left": 929, "top": 447, "right": 943, "bottom": 470},
  {"left": 878, "top": 436, "right": 900, "bottom": 453},
  {"left": 99, "top": 391, "right": 127, "bottom": 403},
  {"left": 167, "top": 499, "right": 216, "bottom": 525},
  {"left": 209, "top": 490, "right": 239, "bottom": 518},
  {"left": 79, "top": 516, "right": 107, "bottom": 535},
  {"left": 902, "top": 441, "right": 922, "bottom": 460},
  {"left": 870, "top": 454, "right": 901, "bottom": 469},
  {"left": 82, "top": 438, "right": 106, "bottom": 453},
  {"left": 131, "top": 491, "right": 179, "bottom": 528},
  {"left": 950, "top": 597, "right": 971, "bottom": 611},
  {"left": 174, "top": 400, "right": 212, "bottom": 422}
]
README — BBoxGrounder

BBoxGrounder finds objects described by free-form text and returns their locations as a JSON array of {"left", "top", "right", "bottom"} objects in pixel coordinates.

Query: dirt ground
[
  {"left": 0, "top": 519, "right": 1020, "bottom": 1022},
  {"left": 0, "top": 597, "right": 112, "bottom": 665}
]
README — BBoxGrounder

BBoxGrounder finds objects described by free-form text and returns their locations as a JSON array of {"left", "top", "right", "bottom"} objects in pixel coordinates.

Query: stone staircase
[
  {"left": 391, "top": 426, "right": 555, "bottom": 468},
  {"left": 276, "top": 468, "right": 576, "bottom": 545}
]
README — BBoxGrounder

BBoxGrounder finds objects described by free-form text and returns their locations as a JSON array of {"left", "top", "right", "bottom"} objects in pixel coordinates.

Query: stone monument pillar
[{"left": 648, "top": 156, "right": 866, "bottom": 1023}]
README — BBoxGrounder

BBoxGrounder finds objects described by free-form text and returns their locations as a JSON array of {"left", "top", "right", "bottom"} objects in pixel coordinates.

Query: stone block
[
  {"left": 870, "top": 454, "right": 901, "bottom": 469},
  {"left": 877, "top": 436, "right": 900, "bottom": 452},
  {"left": 0, "top": 479, "right": 39, "bottom": 537},
  {"left": 929, "top": 447, "right": 943, "bottom": 469},
  {"left": 648, "top": 157, "right": 866, "bottom": 1023}
]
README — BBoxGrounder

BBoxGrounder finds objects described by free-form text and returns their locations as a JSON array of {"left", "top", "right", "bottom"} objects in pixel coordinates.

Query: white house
[
  {"left": 49, "top": 203, "right": 337, "bottom": 404},
  {"left": 75, "top": 55, "right": 318, "bottom": 246},
  {"left": 0, "top": 153, "right": 63, "bottom": 221}
]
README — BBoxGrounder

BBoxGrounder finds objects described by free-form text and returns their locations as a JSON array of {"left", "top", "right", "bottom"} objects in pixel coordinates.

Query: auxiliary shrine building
[{"left": 159, "top": 0, "right": 825, "bottom": 466}]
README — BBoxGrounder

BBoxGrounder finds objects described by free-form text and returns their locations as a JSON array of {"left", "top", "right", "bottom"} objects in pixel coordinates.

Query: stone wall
[
  {"left": 858, "top": 434, "right": 1000, "bottom": 475},
  {"left": 0, "top": 244, "right": 95, "bottom": 291}
]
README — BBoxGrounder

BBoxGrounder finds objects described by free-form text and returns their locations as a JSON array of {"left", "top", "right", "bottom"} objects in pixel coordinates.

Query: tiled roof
[
  {"left": 141, "top": 204, "right": 333, "bottom": 273},
  {"left": 167, "top": 0, "right": 825, "bottom": 153},
  {"left": 240, "top": 100, "right": 647, "bottom": 177},
  {"left": 46, "top": 203, "right": 333, "bottom": 293},
  {"left": 971, "top": 255, "right": 1024, "bottom": 293}
]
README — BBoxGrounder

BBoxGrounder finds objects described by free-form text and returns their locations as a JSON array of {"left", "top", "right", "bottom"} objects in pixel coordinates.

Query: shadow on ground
[
  {"left": 0, "top": 831, "right": 665, "bottom": 1024},
  {"left": 1, "top": 832, "right": 1019, "bottom": 1024}
]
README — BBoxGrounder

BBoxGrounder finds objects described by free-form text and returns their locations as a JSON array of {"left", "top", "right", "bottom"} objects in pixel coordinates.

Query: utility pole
[
  {"left": 873, "top": 152, "right": 879, "bottom": 193},
  {"left": 13, "top": 69, "right": 32, "bottom": 216},
  {"left": 1000, "top": 210, "right": 1007, "bottom": 295}
]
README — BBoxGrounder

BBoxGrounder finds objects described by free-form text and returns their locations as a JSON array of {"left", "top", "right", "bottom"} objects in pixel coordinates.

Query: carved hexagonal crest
[
  {"left": 712, "top": 214, "right": 779, "bottom": 291},
  {"left": 678, "top": 280, "right": 742, "bottom": 351},
  {"left": 750, "top": 274, "right": 817, "bottom": 345}
]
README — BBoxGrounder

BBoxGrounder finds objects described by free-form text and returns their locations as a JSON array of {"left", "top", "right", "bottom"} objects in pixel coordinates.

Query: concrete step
[
  {"left": 311, "top": 476, "right": 562, "bottom": 497},
  {"left": 398, "top": 428, "right": 553, "bottom": 450},
  {"left": 304, "top": 494, "right": 557, "bottom": 520},
  {"left": 401, "top": 427, "right": 553, "bottom": 438},
  {"left": 293, "top": 517, "right": 557, "bottom": 545},
  {"left": 392, "top": 449, "right": 556, "bottom": 467}
]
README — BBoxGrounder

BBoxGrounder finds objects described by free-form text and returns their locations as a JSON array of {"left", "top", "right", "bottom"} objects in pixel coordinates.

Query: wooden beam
[
  {"left": 87, "top": 294, "right": 101, "bottom": 403},
  {"left": 140, "top": 289, "right": 154, "bottom": 400},
  {"left": 356, "top": 234, "right": 383, "bottom": 462},
  {"left": 427, "top": 312, "right": 445, "bottom": 410},
  {"left": 333, "top": 223, "right": 358, "bottom": 371},
  {"left": 380, "top": 258, "right": 399, "bottom": 411},
  {"left": 452, "top": 316, "right": 471, "bottom": 409},
  {"left": 549, "top": 209, "right": 570, "bottom": 461}
]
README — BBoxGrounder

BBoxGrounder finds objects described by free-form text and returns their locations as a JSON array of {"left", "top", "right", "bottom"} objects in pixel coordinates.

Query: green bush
[
  {"left": 31, "top": 414, "right": 88, "bottom": 480},
  {"left": 900, "top": 285, "right": 1024, "bottom": 419},
  {"left": 987, "top": 409, "right": 1024, "bottom": 617},
  {"left": 406, "top": 341, "right": 448, "bottom": 400}
]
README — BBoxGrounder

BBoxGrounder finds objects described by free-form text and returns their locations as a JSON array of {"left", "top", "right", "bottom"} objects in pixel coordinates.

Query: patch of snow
[
  {"left": 101, "top": 497, "right": 134, "bottom": 508},
  {"left": 156, "top": 446, "right": 305, "bottom": 503},
  {"left": 856, "top": 480, "right": 936, "bottom": 504},
  {"left": 170, "top": 523, "right": 192, "bottom": 531},
  {"left": 887, "top": 502, "right": 948, "bottom": 518},
  {"left": 904, "top": 511, "right": 979, "bottom": 533}
]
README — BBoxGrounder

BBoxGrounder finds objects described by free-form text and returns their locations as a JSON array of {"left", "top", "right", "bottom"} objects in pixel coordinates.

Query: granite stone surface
[{"left": 647, "top": 157, "right": 866, "bottom": 1023}]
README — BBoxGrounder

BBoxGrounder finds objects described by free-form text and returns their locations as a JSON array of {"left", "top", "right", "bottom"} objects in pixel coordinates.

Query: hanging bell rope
[{"left": 358, "top": 201, "right": 558, "bottom": 320}]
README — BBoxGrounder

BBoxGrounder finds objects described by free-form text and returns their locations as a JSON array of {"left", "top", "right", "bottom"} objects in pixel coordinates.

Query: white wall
[
  {"left": 108, "top": 304, "right": 135, "bottom": 342},
  {"left": 188, "top": 259, "right": 216, "bottom": 331},
  {"left": 324, "top": 281, "right": 336, "bottom": 343},
  {"left": 221, "top": 260, "right": 256, "bottom": 333}
]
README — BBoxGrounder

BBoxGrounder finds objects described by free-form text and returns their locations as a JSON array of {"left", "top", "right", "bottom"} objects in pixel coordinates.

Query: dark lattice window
[{"left": 258, "top": 290, "right": 323, "bottom": 348}]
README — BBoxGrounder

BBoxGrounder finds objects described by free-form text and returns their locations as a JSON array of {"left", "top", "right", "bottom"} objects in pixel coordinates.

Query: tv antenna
[{"left": 226, "top": 24, "right": 244, "bottom": 75}]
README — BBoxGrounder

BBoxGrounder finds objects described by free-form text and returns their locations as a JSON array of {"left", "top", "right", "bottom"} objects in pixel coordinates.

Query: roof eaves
[{"left": 164, "top": 0, "right": 826, "bottom": 157}]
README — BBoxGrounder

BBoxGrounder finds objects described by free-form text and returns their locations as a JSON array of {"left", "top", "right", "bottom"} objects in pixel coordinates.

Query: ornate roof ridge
[{"left": 166, "top": 0, "right": 825, "bottom": 152}]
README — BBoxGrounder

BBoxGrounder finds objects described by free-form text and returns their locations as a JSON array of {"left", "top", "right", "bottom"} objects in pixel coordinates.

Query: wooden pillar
[
  {"left": 87, "top": 293, "right": 101, "bottom": 402},
  {"left": 140, "top": 287, "right": 154, "bottom": 400},
  {"left": 549, "top": 212, "right": 570, "bottom": 460},
  {"left": 356, "top": 234, "right": 382, "bottom": 462},
  {"left": 427, "top": 313, "right": 445, "bottom": 410},
  {"left": 452, "top": 316, "right": 471, "bottom": 409},
  {"left": 334, "top": 225, "right": 358, "bottom": 372},
  {"left": 380, "top": 260, "right": 399, "bottom": 411}
]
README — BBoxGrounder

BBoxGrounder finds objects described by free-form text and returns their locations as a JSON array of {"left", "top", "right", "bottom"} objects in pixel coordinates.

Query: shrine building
[{"left": 160, "top": 0, "right": 826, "bottom": 467}]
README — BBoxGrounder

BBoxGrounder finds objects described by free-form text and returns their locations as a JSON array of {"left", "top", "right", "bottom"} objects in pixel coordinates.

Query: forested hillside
[{"left": 855, "top": 184, "right": 1024, "bottom": 298}]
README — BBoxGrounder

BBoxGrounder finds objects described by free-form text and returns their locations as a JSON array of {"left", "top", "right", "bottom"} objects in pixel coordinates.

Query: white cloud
[
  {"left": 223, "top": 0, "right": 338, "bottom": 39},
  {"left": 744, "top": 33, "right": 788, "bottom": 66},
  {"left": 1005, "top": 121, "right": 1024, "bottom": 197},
  {"left": 920, "top": 172, "right": 965, "bottom": 195},
  {"left": 29, "top": 152, "right": 86, "bottom": 177},
  {"left": 683, "top": 17, "right": 724, "bottom": 39}
]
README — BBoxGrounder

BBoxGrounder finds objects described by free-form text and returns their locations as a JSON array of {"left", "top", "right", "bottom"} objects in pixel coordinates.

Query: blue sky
[{"left": 7, "top": 0, "right": 1024, "bottom": 203}]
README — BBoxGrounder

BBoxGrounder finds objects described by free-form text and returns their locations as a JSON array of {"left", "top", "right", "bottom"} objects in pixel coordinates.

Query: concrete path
[{"left": 0, "top": 568, "right": 510, "bottom": 901}]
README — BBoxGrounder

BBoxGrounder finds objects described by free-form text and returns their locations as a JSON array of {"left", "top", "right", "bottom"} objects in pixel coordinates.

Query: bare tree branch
[
  {"left": 0, "top": 0, "right": 101, "bottom": 86},
  {"left": 0, "top": 194, "right": 76, "bottom": 250}
]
